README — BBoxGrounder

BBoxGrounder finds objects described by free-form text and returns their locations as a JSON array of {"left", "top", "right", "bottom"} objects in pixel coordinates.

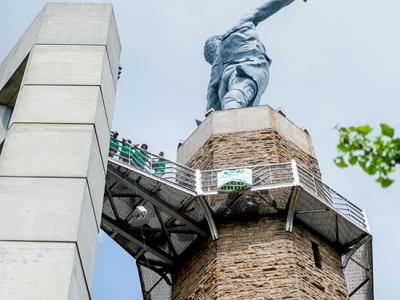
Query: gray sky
[{"left": 1, "top": 0, "right": 400, "bottom": 299}]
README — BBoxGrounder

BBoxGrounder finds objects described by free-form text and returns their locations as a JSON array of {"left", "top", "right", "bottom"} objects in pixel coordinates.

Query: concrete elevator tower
[{"left": 0, "top": 4, "right": 120, "bottom": 299}]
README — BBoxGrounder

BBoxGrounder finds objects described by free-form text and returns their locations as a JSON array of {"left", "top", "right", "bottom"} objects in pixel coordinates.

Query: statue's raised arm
[
  {"left": 240, "top": 0, "right": 296, "bottom": 26},
  {"left": 204, "top": 0, "right": 299, "bottom": 113}
]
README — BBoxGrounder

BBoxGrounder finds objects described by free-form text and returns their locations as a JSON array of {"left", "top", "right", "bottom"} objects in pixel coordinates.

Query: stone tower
[
  {"left": 101, "top": 105, "right": 372, "bottom": 299},
  {"left": 171, "top": 106, "right": 372, "bottom": 299}
]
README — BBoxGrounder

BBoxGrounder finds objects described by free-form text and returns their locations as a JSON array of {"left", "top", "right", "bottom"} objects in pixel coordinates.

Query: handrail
[
  {"left": 200, "top": 162, "right": 294, "bottom": 194},
  {"left": 108, "top": 136, "right": 369, "bottom": 232},
  {"left": 109, "top": 137, "right": 197, "bottom": 191},
  {"left": 296, "top": 165, "right": 368, "bottom": 230}
]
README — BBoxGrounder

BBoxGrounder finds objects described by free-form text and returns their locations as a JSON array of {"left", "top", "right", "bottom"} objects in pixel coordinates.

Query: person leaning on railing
[
  {"left": 119, "top": 138, "right": 132, "bottom": 163},
  {"left": 153, "top": 151, "right": 167, "bottom": 177},
  {"left": 131, "top": 143, "right": 148, "bottom": 170},
  {"left": 109, "top": 131, "right": 119, "bottom": 157}
]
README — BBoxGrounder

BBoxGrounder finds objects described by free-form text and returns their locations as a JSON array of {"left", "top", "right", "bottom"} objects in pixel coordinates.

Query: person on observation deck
[
  {"left": 131, "top": 143, "right": 149, "bottom": 170},
  {"left": 153, "top": 151, "right": 167, "bottom": 177},
  {"left": 119, "top": 138, "right": 132, "bottom": 163},
  {"left": 109, "top": 131, "right": 119, "bottom": 157}
]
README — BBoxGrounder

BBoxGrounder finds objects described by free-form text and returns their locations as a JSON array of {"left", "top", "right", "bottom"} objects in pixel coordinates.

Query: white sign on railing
[{"left": 217, "top": 169, "right": 252, "bottom": 192}]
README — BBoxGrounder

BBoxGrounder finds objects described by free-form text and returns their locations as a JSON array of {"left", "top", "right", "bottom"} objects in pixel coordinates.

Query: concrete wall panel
[
  {"left": 0, "top": 3, "right": 121, "bottom": 93},
  {"left": 106, "top": 10, "right": 122, "bottom": 84},
  {"left": 11, "top": 85, "right": 100, "bottom": 125},
  {"left": 22, "top": 45, "right": 106, "bottom": 87},
  {"left": 95, "top": 89, "right": 112, "bottom": 168},
  {"left": 19, "top": 45, "right": 116, "bottom": 128},
  {"left": 0, "top": 124, "right": 94, "bottom": 177},
  {"left": 0, "top": 178, "right": 87, "bottom": 241},
  {"left": 36, "top": 3, "right": 113, "bottom": 46},
  {"left": 0, "top": 124, "right": 106, "bottom": 210},
  {"left": 77, "top": 182, "right": 100, "bottom": 294},
  {"left": 9, "top": 85, "right": 111, "bottom": 168},
  {"left": 0, "top": 242, "right": 88, "bottom": 300},
  {"left": 87, "top": 131, "right": 108, "bottom": 226},
  {"left": 0, "top": 176, "right": 99, "bottom": 295},
  {"left": 69, "top": 248, "right": 91, "bottom": 300},
  {"left": 100, "top": 49, "right": 116, "bottom": 126}
]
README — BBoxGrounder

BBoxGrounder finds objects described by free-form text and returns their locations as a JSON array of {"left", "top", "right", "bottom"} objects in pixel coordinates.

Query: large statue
[{"left": 204, "top": 0, "right": 299, "bottom": 112}]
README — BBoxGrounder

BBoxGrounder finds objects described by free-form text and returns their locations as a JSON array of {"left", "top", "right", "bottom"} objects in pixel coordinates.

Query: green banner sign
[{"left": 217, "top": 169, "right": 252, "bottom": 193}]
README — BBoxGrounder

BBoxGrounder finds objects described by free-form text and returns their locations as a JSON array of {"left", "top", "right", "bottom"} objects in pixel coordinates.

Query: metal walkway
[{"left": 102, "top": 151, "right": 373, "bottom": 300}]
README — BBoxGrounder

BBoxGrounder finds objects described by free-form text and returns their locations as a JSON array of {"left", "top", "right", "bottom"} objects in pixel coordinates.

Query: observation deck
[{"left": 102, "top": 148, "right": 373, "bottom": 300}]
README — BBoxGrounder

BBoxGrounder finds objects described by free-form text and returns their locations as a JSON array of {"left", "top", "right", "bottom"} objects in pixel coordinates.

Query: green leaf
[
  {"left": 392, "top": 138, "right": 400, "bottom": 144},
  {"left": 380, "top": 123, "right": 394, "bottom": 138},
  {"left": 334, "top": 157, "right": 348, "bottom": 168},
  {"left": 356, "top": 125, "right": 373, "bottom": 135},
  {"left": 376, "top": 177, "right": 394, "bottom": 188},
  {"left": 358, "top": 160, "right": 366, "bottom": 169},
  {"left": 366, "top": 164, "right": 377, "bottom": 175},
  {"left": 335, "top": 123, "right": 398, "bottom": 188},
  {"left": 349, "top": 155, "right": 358, "bottom": 165},
  {"left": 337, "top": 143, "right": 350, "bottom": 153}
]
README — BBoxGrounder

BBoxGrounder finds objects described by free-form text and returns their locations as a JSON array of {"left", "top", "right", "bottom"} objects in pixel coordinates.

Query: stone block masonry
[
  {"left": 184, "top": 128, "right": 321, "bottom": 179},
  {"left": 172, "top": 216, "right": 349, "bottom": 300}
]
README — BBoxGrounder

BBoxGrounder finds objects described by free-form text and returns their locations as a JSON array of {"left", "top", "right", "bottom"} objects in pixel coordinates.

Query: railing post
[
  {"left": 286, "top": 160, "right": 301, "bottom": 232},
  {"left": 148, "top": 153, "right": 152, "bottom": 171},
  {"left": 195, "top": 169, "right": 219, "bottom": 240},
  {"left": 291, "top": 160, "right": 300, "bottom": 186},
  {"left": 363, "top": 209, "right": 371, "bottom": 233},
  {"left": 195, "top": 169, "right": 203, "bottom": 195}
]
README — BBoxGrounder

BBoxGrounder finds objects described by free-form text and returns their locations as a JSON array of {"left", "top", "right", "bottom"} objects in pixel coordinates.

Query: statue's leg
[
  {"left": 221, "top": 75, "right": 257, "bottom": 110},
  {"left": 218, "top": 65, "right": 235, "bottom": 102}
]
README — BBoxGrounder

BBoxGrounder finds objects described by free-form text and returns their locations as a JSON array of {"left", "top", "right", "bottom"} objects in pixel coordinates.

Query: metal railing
[
  {"left": 109, "top": 138, "right": 196, "bottom": 191},
  {"left": 109, "top": 137, "right": 369, "bottom": 232},
  {"left": 296, "top": 165, "right": 368, "bottom": 230},
  {"left": 200, "top": 162, "right": 294, "bottom": 194},
  {"left": 198, "top": 161, "right": 368, "bottom": 231}
]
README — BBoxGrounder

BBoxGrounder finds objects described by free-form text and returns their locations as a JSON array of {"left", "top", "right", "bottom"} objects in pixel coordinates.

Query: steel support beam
[
  {"left": 198, "top": 195, "right": 218, "bottom": 240},
  {"left": 105, "top": 184, "right": 121, "bottom": 221},
  {"left": 286, "top": 160, "right": 301, "bottom": 232},
  {"left": 102, "top": 217, "right": 175, "bottom": 266},
  {"left": 342, "top": 235, "right": 372, "bottom": 269},
  {"left": 293, "top": 209, "right": 329, "bottom": 214},
  {"left": 107, "top": 167, "right": 209, "bottom": 238},
  {"left": 153, "top": 205, "right": 178, "bottom": 257},
  {"left": 349, "top": 277, "right": 370, "bottom": 298},
  {"left": 122, "top": 226, "right": 196, "bottom": 234},
  {"left": 286, "top": 186, "right": 301, "bottom": 232},
  {"left": 195, "top": 169, "right": 218, "bottom": 240},
  {"left": 136, "top": 260, "right": 172, "bottom": 286}
]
